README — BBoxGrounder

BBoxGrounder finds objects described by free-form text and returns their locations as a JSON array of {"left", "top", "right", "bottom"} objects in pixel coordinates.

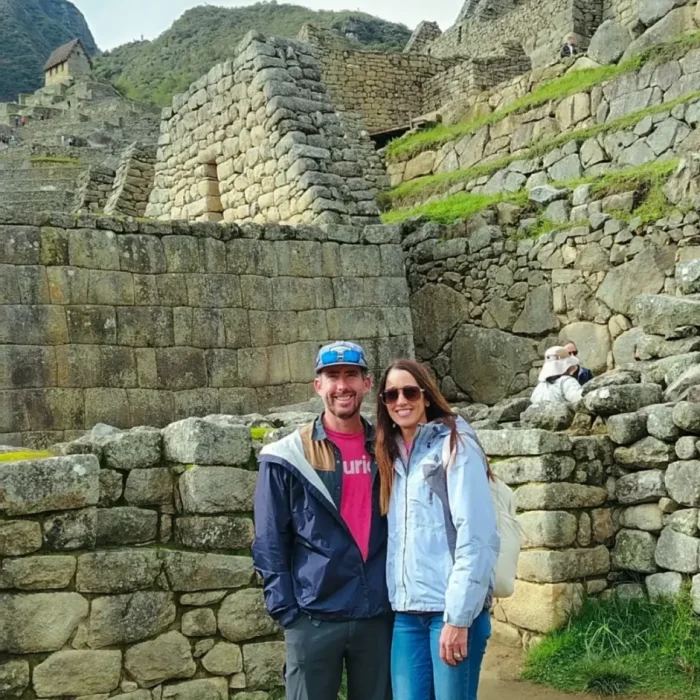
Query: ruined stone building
[{"left": 43, "top": 39, "right": 93, "bottom": 87}]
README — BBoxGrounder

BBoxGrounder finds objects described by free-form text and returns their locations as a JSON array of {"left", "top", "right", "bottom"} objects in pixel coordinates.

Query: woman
[
  {"left": 531, "top": 346, "right": 583, "bottom": 404},
  {"left": 375, "top": 359, "right": 499, "bottom": 700}
]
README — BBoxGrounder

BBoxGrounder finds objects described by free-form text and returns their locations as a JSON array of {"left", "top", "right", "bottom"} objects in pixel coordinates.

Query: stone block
[
  {"left": 163, "top": 236, "right": 201, "bottom": 272},
  {"left": 0, "top": 346, "right": 55, "bottom": 392},
  {"left": 175, "top": 516, "right": 254, "bottom": 550},
  {"left": 518, "top": 546, "right": 610, "bottom": 583},
  {"left": 617, "top": 470, "right": 667, "bottom": 504},
  {"left": 276, "top": 241, "right": 323, "bottom": 277},
  {"left": 33, "top": 650, "right": 121, "bottom": 697},
  {"left": 655, "top": 526, "right": 700, "bottom": 573},
  {"left": 492, "top": 455, "right": 575, "bottom": 485},
  {"left": 226, "top": 240, "right": 278, "bottom": 276},
  {"left": 97, "top": 507, "right": 158, "bottom": 545},
  {"left": 66, "top": 305, "right": 116, "bottom": 344},
  {"left": 0, "top": 659, "right": 29, "bottom": 698},
  {"left": 117, "top": 307, "right": 174, "bottom": 347},
  {"left": 182, "top": 608, "right": 217, "bottom": 636},
  {"left": 339, "top": 245, "right": 380, "bottom": 277},
  {"left": 47, "top": 266, "right": 90, "bottom": 304},
  {"left": 124, "top": 468, "right": 173, "bottom": 506},
  {"left": 583, "top": 384, "right": 664, "bottom": 416},
  {"left": 0, "top": 455, "right": 98, "bottom": 516},
  {"left": 76, "top": 550, "right": 162, "bottom": 593},
  {"left": 248, "top": 311, "right": 298, "bottom": 346},
  {"left": 69, "top": 230, "right": 120, "bottom": 270},
  {"left": 614, "top": 437, "right": 675, "bottom": 470},
  {"left": 673, "top": 402, "right": 700, "bottom": 434},
  {"left": 607, "top": 412, "right": 647, "bottom": 445},
  {"left": 612, "top": 529, "right": 657, "bottom": 573},
  {"left": 326, "top": 308, "right": 379, "bottom": 339},
  {"left": 87, "top": 270, "right": 135, "bottom": 306},
  {"left": 0, "top": 592, "right": 88, "bottom": 652},
  {"left": 411, "top": 284, "right": 469, "bottom": 359},
  {"left": 206, "top": 350, "right": 239, "bottom": 387},
  {"left": 161, "top": 678, "right": 229, "bottom": 700},
  {"left": 173, "top": 389, "right": 220, "bottom": 421},
  {"left": 515, "top": 483, "right": 607, "bottom": 510},
  {"left": 0, "top": 305, "right": 68, "bottom": 345},
  {"left": 238, "top": 345, "right": 291, "bottom": 387},
  {"left": 179, "top": 467, "right": 257, "bottom": 513},
  {"left": 155, "top": 348, "right": 207, "bottom": 391},
  {"left": 88, "top": 592, "right": 175, "bottom": 648},
  {"left": 186, "top": 273, "right": 242, "bottom": 308},
  {"left": 164, "top": 418, "right": 252, "bottom": 465},
  {"left": 665, "top": 460, "right": 700, "bottom": 507},
  {"left": 127, "top": 389, "right": 175, "bottom": 427},
  {"left": 85, "top": 388, "right": 130, "bottom": 428},
  {"left": 218, "top": 588, "right": 280, "bottom": 642},
  {"left": 495, "top": 580, "right": 584, "bottom": 633},
  {"left": 157, "top": 273, "right": 189, "bottom": 306},
  {"left": 99, "top": 427, "right": 161, "bottom": 470},
  {"left": 124, "top": 631, "right": 196, "bottom": 688},
  {"left": 220, "top": 309, "right": 251, "bottom": 350},
  {"left": 242, "top": 641, "right": 285, "bottom": 690},
  {"left": 43, "top": 508, "right": 97, "bottom": 550},
  {"left": 270, "top": 276, "right": 317, "bottom": 311},
  {"left": 620, "top": 504, "right": 664, "bottom": 531},
  {"left": 202, "top": 642, "right": 243, "bottom": 675},
  {"left": 0, "top": 554, "right": 75, "bottom": 590},
  {"left": 518, "top": 511, "right": 578, "bottom": 549},
  {"left": 118, "top": 235, "right": 167, "bottom": 274},
  {"left": 162, "top": 551, "right": 254, "bottom": 591},
  {"left": 0, "top": 520, "right": 42, "bottom": 556},
  {"left": 647, "top": 571, "right": 683, "bottom": 601},
  {"left": 477, "top": 429, "right": 571, "bottom": 456},
  {"left": 0, "top": 225, "right": 40, "bottom": 264}
]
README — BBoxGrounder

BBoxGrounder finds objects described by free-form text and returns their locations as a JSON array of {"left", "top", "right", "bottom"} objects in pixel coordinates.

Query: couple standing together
[{"left": 252, "top": 341, "right": 500, "bottom": 700}]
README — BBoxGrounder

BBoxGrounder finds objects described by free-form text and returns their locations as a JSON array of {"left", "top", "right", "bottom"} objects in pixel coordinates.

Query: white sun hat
[{"left": 538, "top": 345, "right": 580, "bottom": 382}]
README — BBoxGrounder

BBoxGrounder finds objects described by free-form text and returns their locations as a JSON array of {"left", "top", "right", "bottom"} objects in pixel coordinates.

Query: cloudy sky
[{"left": 71, "top": 0, "right": 460, "bottom": 51}]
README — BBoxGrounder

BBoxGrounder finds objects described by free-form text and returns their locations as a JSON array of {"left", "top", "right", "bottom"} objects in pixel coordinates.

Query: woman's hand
[{"left": 439, "top": 623, "right": 468, "bottom": 666}]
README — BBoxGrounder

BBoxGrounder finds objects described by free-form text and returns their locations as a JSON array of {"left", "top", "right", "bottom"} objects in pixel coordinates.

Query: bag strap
[{"left": 438, "top": 436, "right": 458, "bottom": 560}]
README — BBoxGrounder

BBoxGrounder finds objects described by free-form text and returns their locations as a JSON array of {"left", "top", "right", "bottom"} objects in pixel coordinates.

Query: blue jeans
[{"left": 391, "top": 609, "right": 491, "bottom": 700}]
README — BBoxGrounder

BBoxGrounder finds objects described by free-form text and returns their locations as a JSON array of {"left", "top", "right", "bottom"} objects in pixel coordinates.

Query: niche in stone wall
[{"left": 194, "top": 150, "right": 223, "bottom": 223}]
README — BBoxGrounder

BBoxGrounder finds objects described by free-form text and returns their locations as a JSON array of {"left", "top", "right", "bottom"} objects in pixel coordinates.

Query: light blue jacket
[{"left": 387, "top": 417, "right": 500, "bottom": 628}]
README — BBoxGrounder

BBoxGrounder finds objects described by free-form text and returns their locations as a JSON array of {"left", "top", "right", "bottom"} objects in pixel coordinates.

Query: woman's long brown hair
[{"left": 375, "top": 359, "right": 462, "bottom": 515}]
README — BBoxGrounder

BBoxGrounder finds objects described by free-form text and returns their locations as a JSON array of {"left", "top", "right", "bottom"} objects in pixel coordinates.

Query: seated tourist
[
  {"left": 563, "top": 341, "right": 593, "bottom": 386},
  {"left": 560, "top": 34, "right": 580, "bottom": 58},
  {"left": 531, "top": 346, "right": 583, "bottom": 404}
]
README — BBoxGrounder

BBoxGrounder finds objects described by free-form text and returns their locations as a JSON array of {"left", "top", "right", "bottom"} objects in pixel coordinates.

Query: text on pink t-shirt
[{"left": 325, "top": 426, "right": 373, "bottom": 561}]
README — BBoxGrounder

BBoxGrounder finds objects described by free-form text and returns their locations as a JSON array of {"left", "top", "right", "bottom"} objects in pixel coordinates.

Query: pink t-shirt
[{"left": 325, "top": 426, "right": 373, "bottom": 561}]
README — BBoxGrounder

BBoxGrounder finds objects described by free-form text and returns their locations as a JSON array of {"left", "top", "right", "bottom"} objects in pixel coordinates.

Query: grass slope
[
  {"left": 386, "top": 30, "right": 700, "bottom": 162},
  {"left": 0, "top": 0, "right": 98, "bottom": 102},
  {"left": 94, "top": 2, "right": 411, "bottom": 107},
  {"left": 524, "top": 595, "right": 700, "bottom": 698}
]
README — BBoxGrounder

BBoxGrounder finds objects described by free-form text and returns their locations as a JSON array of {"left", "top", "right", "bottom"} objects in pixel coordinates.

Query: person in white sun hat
[{"left": 531, "top": 346, "right": 584, "bottom": 404}]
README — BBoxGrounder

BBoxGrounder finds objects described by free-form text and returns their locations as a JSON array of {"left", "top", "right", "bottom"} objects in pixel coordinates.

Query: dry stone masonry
[
  {"left": 0, "top": 212, "right": 412, "bottom": 448},
  {"left": 103, "top": 143, "right": 157, "bottom": 219},
  {"left": 0, "top": 416, "right": 288, "bottom": 699},
  {"left": 145, "top": 31, "right": 381, "bottom": 226}
]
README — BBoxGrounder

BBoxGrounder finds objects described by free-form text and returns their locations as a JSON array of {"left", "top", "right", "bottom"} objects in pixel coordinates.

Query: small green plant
[
  {"left": 250, "top": 427, "right": 271, "bottom": 441},
  {"left": 524, "top": 594, "right": 700, "bottom": 698}
]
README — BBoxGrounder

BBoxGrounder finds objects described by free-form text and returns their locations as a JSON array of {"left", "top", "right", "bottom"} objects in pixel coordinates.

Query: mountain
[
  {"left": 94, "top": 2, "right": 412, "bottom": 107},
  {"left": 0, "top": 0, "right": 98, "bottom": 102}
]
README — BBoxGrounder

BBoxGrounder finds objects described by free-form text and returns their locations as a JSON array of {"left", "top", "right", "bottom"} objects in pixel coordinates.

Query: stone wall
[
  {"left": 603, "top": 0, "right": 641, "bottom": 29},
  {"left": 390, "top": 49, "right": 700, "bottom": 187},
  {"left": 104, "top": 143, "right": 156, "bottom": 219},
  {"left": 0, "top": 416, "right": 287, "bottom": 699},
  {"left": 0, "top": 213, "right": 413, "bottom": 448},
  {"left": 73, "top": 165, "right": 116, "bottom": 214},
  {"left": 146, "top": 31, "right": 381, "bottom": 227},
  {"left": 406, "top": 189, "right": 699, "bottom": 407}
]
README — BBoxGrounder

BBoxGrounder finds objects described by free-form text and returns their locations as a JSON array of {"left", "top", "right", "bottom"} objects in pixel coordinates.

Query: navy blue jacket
[
  {"left": 575, "top": 366, "right": 594, "bottom": 386},
  {"left": 252, "top": 416, "right": 391, "bottom": 628}
]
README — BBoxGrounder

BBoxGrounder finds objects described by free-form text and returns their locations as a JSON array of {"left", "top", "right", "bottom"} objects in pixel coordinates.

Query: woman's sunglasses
[{"left": 381, "top": 386, "right": 425, "bottom": 405}]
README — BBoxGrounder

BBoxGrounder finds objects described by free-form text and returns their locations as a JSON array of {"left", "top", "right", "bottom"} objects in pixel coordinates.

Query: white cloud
[{"left": 71, "top": 0, "right": 460, "bottom": 50}]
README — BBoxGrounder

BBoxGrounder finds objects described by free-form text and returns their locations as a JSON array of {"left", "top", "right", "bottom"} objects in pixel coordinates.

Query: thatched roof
[{"left": 43, "top": 39, "right": 91, "bottom": 72}]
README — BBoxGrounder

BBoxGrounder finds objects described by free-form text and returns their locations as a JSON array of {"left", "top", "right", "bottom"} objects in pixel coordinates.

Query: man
[
  {"left": 560, "top": 34, "right": 580, "bottom": 58},
  {"left": 252, "top": 341, "right": 392, "bottom": 700},
  {"left": 564, "top": 341, "right": 593, "bottom": 385}
]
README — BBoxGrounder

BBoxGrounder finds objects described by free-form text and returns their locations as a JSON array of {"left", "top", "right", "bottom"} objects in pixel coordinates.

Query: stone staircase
[{"left": 0, "top": 159, "right": 85, "bottom": 213}]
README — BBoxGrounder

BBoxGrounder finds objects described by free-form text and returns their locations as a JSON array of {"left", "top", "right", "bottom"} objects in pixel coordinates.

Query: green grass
[
  {"left": 524, "top": 594, "right": 700, "bottom": 698},
  {"left": 385, "top": 88, "right": 700, "bottom": 210},
  {"left": 386, "top": 30, "right": 700, "bottom": 162},
  {"left": 0, "top": 450, "right": 51, "bottom": 462},
  {"left": 250, "top": 427, "right": 272, "bottom": 441},
  {"left": 29, "top": 156, "right": 82, "bottom": 166}
]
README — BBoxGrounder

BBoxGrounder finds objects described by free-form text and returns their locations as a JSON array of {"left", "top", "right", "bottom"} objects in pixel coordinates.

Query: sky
[{"left": 70, "top": 0, "right": 460, "bottom": 51}]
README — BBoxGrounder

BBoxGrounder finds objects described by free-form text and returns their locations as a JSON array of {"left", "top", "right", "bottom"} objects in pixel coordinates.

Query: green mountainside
[
  {"left": 94, "top": 2, "right": 412, "bottom": 106},
  {"left": 0, "top": 0, "right": 98, "bottom": 102}
]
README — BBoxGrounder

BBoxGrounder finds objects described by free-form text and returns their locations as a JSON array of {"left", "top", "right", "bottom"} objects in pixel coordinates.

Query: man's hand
[{"left": 439, "top": 623, "right": 468, "bottom": 666}]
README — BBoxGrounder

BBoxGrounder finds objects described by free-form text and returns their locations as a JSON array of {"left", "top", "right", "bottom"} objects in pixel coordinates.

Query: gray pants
[{"left": 284, "top": 615, "right": 392, "bottom": 700}]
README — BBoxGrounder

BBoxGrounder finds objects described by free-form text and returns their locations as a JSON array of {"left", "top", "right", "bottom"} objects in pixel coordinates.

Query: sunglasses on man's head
[
  {"left": 320, "top": 348, "right": 362, "bottom": 365},
  {"left": 381, "top": 386, "right": 425, "bottom": 405}
]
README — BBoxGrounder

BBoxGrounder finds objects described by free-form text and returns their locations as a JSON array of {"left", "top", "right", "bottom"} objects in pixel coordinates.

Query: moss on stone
[{"left": 0, "top": 450, "right": 52, "bottom": 463}]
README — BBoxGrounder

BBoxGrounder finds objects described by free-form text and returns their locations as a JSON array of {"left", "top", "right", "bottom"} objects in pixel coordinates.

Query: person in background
[
  {"left": 560, "top": 34, "right": 580, "bottom": 58},
  {"left": 563, "top": 341, "right": 594, "bottom": 386},
  {"left": 252, "top": 341, "right": 392, "bottom": 700},
  {"left": 531, "top": 346, "right": 583, "bottom": 404},
  {"left": 375, "top": 358, "right": 499, "bottom": 700}
]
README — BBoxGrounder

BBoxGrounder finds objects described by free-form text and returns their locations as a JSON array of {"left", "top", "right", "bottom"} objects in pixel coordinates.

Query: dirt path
[{"left": 479, "top": 642, "right": 665, "bottom": 700}]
